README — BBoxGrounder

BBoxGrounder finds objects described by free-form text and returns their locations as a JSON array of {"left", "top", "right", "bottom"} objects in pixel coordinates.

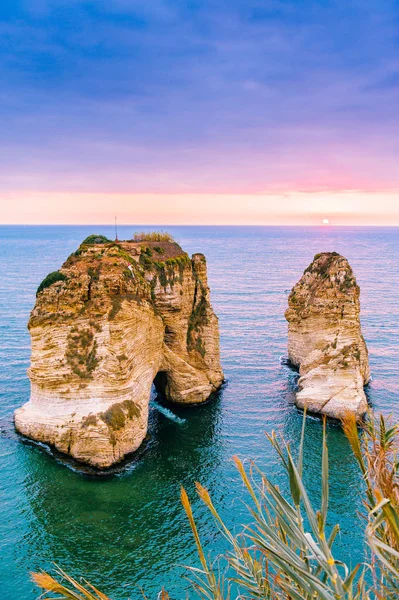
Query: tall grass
[
  {"left": 32, "top": 412, "right": 399, "bottom": 599},
  {"left": 31, "top": 565, "right": 111, "bottom": 599},
  {"left": 133, "top": 232, "right": 175, "bottom": 243}
]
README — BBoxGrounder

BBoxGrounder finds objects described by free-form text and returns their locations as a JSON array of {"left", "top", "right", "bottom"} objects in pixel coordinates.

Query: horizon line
[{"left": 2, "top": 223, "right": 399, "bottom": 228}]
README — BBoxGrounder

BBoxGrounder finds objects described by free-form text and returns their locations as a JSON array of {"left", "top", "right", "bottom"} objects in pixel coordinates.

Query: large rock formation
[
  {"left": 15, "top": 234, "right": 224, "bottom": 468},
  {"left": 285, "top": 252, "right": 370, "bottom": 419}
]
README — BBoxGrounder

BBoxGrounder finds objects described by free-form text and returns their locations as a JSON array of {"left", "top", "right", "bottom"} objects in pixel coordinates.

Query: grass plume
[
  {"left": 133, "top": 232, "right": 175, "bottom": 243},
  {"left": 32, "top": 413, "right": 399, "bottom": 599}
]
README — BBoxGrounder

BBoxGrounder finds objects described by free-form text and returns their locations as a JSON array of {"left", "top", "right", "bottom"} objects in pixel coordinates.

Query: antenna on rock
[{"left": 115, "top": 215, "right": 119, "bottom": 242}]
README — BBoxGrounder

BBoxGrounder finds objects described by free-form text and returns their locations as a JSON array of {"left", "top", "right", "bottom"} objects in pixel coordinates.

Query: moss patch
[
  {"left": 304, "top": 252, "right": 341, "bottom": 277},
  {"left": 81, "top": 234, "right": 112, "bottom": 245},
  {"left": 88, "top": 266, "right": 101, "bottom": 281},
  {"left": 37, "top": 271, "right": 67, "bottom": 295},
  {"left": 66, "top": 325, "right": 100, "bottom": 379},
  {"left": 82, "top": 414, "right": 98, "bottom": 428},
  {"left": 187, "top": 288, "right": 209, "bottom": 357},
  {"left": 108, "top": 296, "right": 122, "bottom": 320},
  {"left": 100, "top": 400, "right": 141, "bottom": 431},
  {"left": 141, "top": 253, "right": 191, "bottom": 290}
]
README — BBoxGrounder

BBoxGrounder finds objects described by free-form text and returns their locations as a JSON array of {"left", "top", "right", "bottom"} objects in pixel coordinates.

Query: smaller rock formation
[{"left": 285, "top": 252, "right": 370, "bottom": 419}]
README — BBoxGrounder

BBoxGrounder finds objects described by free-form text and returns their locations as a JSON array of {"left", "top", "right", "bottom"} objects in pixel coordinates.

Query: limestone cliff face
[
  {"left": 15, "top": 236, "right": 224, "bottom": 468},
  {"left": 285, "top": 252, "right": 370, "bottom": 419}
]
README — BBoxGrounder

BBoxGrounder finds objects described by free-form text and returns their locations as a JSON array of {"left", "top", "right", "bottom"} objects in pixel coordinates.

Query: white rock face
[
  {"left": 285, "top": 252, "right": 370, "bottom": 420},
  {"left": 15, "top": 238, "right": 224, "bottom": 468}
]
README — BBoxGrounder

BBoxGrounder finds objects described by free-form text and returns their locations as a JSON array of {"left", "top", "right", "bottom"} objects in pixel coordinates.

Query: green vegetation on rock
[
  {"left": 81, "top": 414, "right": 98, "bottom": 428},
  {"left": 37, "top": 271, "right": 67, "bottom": 295},
  {"left": 81, "top": 234, "right": 112, "bottom": 245},
  {"left": 187, "top": 290, "right": 208, "bottom": 357},
  {"left": 140, "top": 252, "right": 191, "bottom": 291},
  {"left": 108, "top": 296, "right": 122, "bottom": 320},
  {"left": 304, "top": 252, "right": 343, "bottom": 279},
  {"left": 100, "top": 400, "right": 141, "bottom": 431},
  {"left": 65, "top": 326, "right": 100, "bottom": 379},
  {"left": 87, "top": 266, "right": 101, "bottom": 281}
]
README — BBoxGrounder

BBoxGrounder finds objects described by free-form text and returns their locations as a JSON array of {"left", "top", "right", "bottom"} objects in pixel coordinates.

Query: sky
[{"left": 0, "top": 0, "right": 398, "bottom": 225}]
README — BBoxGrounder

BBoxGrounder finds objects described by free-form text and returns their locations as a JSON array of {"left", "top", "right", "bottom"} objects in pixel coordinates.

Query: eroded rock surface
[
  {"left": 15, "top": 235, "right": 224, "bottom": 468},
  {"left": 285, "top": 252, "right": 370, "bottom": 419}
]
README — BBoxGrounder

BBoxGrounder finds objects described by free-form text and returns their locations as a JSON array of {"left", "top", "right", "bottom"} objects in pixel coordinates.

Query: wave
[{"left": 151, "top": 401, "right": 186, "bottom": 424}]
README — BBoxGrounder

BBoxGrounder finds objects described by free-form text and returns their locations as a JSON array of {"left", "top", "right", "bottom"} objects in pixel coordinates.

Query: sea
[{"left": 1, "top": 225, "right": 398, "bottom": 599}]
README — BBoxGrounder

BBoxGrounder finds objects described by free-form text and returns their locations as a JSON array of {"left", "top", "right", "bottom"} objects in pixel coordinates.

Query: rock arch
[{"left": 15, "top": 238, "right": 224, "bottom": 468}]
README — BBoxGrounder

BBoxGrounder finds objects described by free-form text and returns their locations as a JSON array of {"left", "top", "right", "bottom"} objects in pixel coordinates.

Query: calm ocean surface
[{"left": 1, "top": 225, "right": 398, "bottom": 598}]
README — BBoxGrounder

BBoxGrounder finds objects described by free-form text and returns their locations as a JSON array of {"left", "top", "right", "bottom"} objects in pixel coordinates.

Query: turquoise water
[{"left": 1, "top": 225, "right": 399, "bottom": 598}]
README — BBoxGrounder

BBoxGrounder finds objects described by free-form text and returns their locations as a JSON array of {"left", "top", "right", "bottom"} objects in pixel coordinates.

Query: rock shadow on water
[
  {"left": 14, "top": 382, "right": 226, "bottom": 478},
  {"left": 16, "top": 385, "right": 226, "bottom": 598},
  {"left": 280, "top": 355, "right": 300, "bottom": 398}
]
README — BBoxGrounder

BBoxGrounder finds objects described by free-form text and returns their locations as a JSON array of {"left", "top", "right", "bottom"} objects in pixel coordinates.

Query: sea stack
[
  {"left": 14, "top": 234, "right": 224, "bottom": 468},
  {"left": 285, "top": 252, "right": 370, "bottom": 420}
]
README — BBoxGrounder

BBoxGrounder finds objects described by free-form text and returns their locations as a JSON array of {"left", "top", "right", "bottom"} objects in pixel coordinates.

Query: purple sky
[{"left": 1, "top": 0, "right": 399, "bottom": 223}]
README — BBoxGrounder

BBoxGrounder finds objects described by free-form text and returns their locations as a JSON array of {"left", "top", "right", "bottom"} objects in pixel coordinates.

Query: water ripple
[{"left": 1, "top": 226, "right": 399, "bottom": 598}]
